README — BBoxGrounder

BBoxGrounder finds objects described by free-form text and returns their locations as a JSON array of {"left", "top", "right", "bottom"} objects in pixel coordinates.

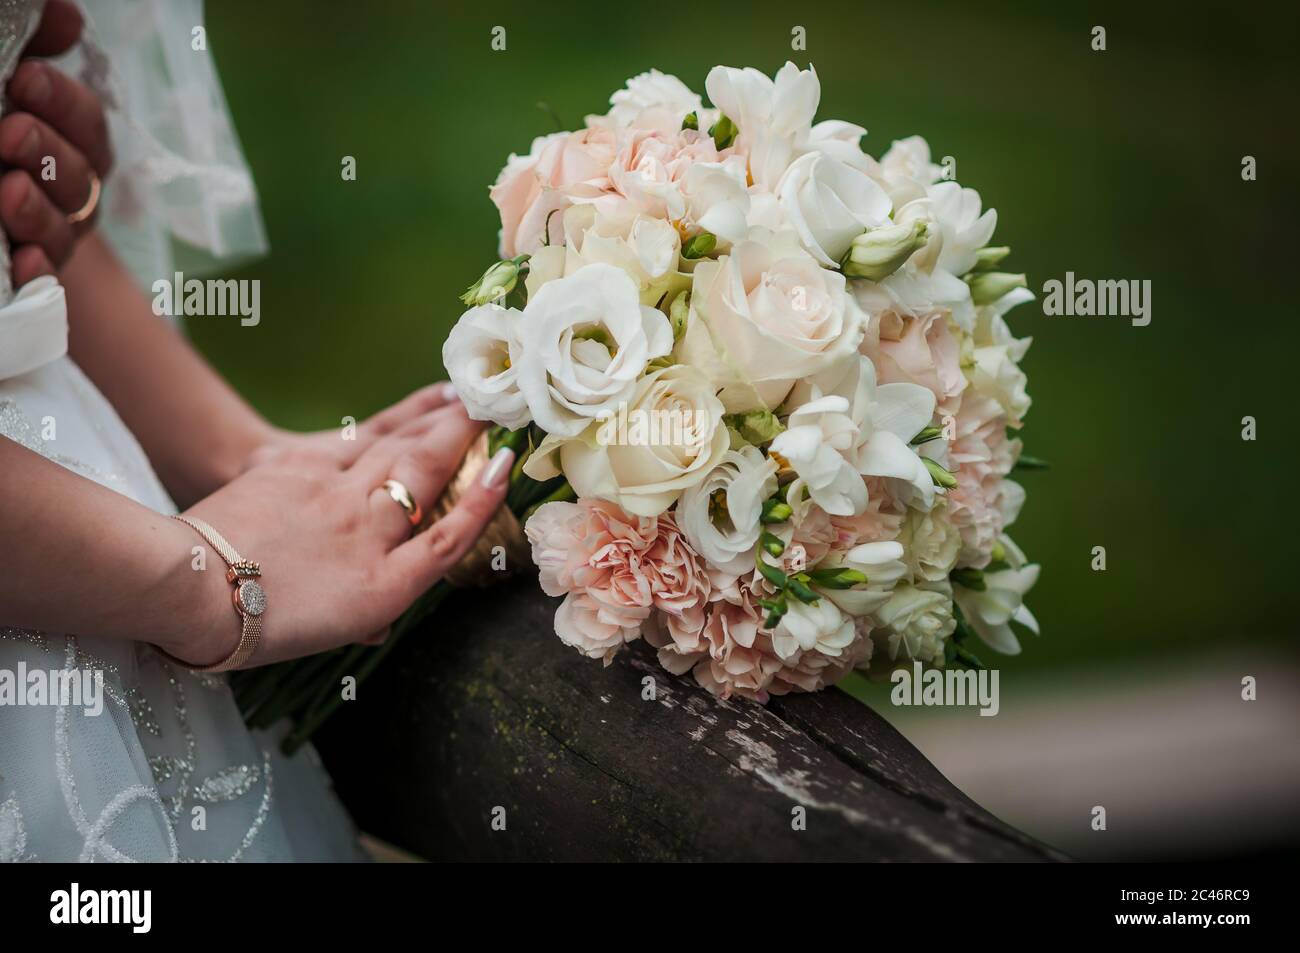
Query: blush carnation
[{"left": 525, "top": 499, "right": 711, "bottom": 664}]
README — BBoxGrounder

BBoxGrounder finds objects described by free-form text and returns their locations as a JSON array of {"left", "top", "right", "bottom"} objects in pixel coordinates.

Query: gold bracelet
[{"left": 159, "top": 516, "right": 266, "bottom": 672}]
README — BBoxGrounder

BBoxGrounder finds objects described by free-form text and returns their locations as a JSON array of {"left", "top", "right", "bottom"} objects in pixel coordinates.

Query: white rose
[
  {"left": 772, "top": 596, "right": 855, "bottom": 661},
  {"left": 872, "top": 583, "right": 956, "bottom": 664},
  {"left": 442, "top": 303, "right": 530, "bottom": 430},
  {"left": 524, "top": 363, "right": 728, "bottom": 517},
  {"left": 676, "top": 235, "right": 865, "bottom": 411},
  {"left": 678, "top": 446, "right": 778, "bottom": 575},
  {"left": 515, "top": 263, "right": 673, "bottom": 437},
  {"left": 953, "top": 535, "right": 1040, "bottom": 655},
  {"left": 776, "top": 151, "right": 891, "bottom": 267},
  {"left": 559, "top": 205, "right": 685, "bottom": 306},
  {"left": 899, "top": 505, "right": 961, "bottom": 582}
]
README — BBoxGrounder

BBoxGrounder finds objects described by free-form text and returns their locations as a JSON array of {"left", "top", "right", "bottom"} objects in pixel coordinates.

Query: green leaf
[{"left": 951, "top": 567, "right": 987, "bottom": 591}]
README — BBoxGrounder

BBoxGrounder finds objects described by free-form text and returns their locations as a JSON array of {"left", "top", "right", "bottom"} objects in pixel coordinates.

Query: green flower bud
[
  {"left": 682, "top": 111, "right": 698, "bottom": 131},
  {"left": 727, "top": 409, "right": 784, "bottom": 446},
  {"left": 965, "top": 271, "right": 1027, "bottom": 305},
  {"left": 972, "top": 246, "right": 1011, "bottom": 271},
  {"left": 807, "top": 566, "right": 869, "bottom": 589},
  {"left": 758, "top": 595, "right": 788, "bottom": 629},
  {"left": 840, "top": 221, "right": 928, "bottom": 281},
  {"left": 910, "top": 425, "right": 944, "bottom": 446},
  {"left": 760, "top": 498, "right": 793, "bottom": 524},
  {"left": 460, "top": 255, "right": 529, "bottom": 306},
  {"left": 669, "top": 291, "right": 691, "bottom": 342},
  {"left": 950, "top": 567, "right": 986, "bottom": 591},
  {"left": 786, "top": 574, "right": 820, "bottom": 605},
  {"left": 923, "top": 456, "right": 959, "bottom": 489},
  {"left": 755, "top": 555, "right": 788, "bottom": 589},
  {"left": 681, "top": 231, "right": 717, "bottom": 260},
  {"left": 709, "top": 114, "right": 738, "bottom": 150},
  {"left": 760, "top": 531, "right": 785, "bottom": 558}
]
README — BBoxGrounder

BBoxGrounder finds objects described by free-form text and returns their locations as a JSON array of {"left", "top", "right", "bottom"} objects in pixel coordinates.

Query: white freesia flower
[
  {"left": 879, "top": 135, "right": 944, "bottom": 196},
  {"left": 954, "top": 535, "right": 1040, "bottom": 654},
  {"left": 681, "top": 160, "right": 751, "bottom": 245},
  {"left": 705, "top": 61, "right": 820, "bottom": 187},
  {"left": 606, "top": 69, "right": 702, "bottom": 129},
  {"left": 928, "top": 181, "right": 998, "bottom": 277},
  {"left": 775, "top": 355, "right": 938, "bottom": 515},
  {"left": 676, "top": 234, "right": 865, "bottom": 411},
  {"left": 873, "top": 582, "right": 956, "bottom": 663},
  {"left": 806, "top": 119, "right": 872, "bottom": 171},
  {"left": 524, "top": 363, "right": 728, "bottom": 516},
  {"left": 515, "top": 263, "right": 673, "bottom": 437},
  {"left": 777, "top": 151, "right": 892, "bottom": 267},
  {"left": 678, "top": 446, "right": 778, "bottom": 575},
  {"left": 770, "top": 392, "right": 867, "bottom": 516},
  {"left": 442, "top": 303, "right": 531, "bottom": 430},
  {"left": 898, "top": 504, "right": 961, "bottom": 582},
  {"left": 772, "top": 595, "right": 856, "bottom": 661},
  {"left": 971, "top": 342, "right": 1032, "bottom": 425},
  {"left": 820, "top": 540, "right": 907, "bottom": 616}
]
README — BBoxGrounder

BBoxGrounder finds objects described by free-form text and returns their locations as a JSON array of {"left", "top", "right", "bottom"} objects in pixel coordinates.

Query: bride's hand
[
  {"left": 159, "top": 397, "right": 514, "bottom": 668},
  {"left": 0, "top": 0, "right": 113, "bottom": 284}
]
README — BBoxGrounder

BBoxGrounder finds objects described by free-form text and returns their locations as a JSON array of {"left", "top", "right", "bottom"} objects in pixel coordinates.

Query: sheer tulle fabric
[{"left": 1, "top": 1, "right": 363, "bottom": 862}]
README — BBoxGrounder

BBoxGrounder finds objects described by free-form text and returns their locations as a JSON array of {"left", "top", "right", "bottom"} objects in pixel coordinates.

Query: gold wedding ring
[
  {"left": 67, "top": 171, "right": 101, "bottom": 225},
  {"left": 380, "top": 478, "right": 422, "bottom": 526}
]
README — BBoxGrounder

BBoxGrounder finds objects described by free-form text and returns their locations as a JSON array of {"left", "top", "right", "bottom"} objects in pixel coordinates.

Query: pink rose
[
  {"left": 490, "top": 127, "right": 619, "bottom": 257},
  {"left": 863, "top": 310, "right": 967, "bottom": 416}
]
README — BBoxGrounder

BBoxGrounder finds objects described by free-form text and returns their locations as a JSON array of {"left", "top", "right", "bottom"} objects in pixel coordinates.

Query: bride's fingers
[
  {"left": 362, "top": 404, "right": 486, "bottom": 543},
  {"left": 7, "top": 60, "right": 112, "bottom": 176},
  {"left": 20, "top": 0, "right": 83, "bottom": 57},
  {"left": 10, "top": 244, "right": 54, "bottom": 286},
  {"left": 0, "top": 112, "right": 97, "bottom": 215},
  {"left": 384, "top": 447, "right": 515, "bottom": 602},
  {"left": 363, "top": 383, "right": 458, "bottom": 439},
  {"left": 0, "top": 169, "right": 73, "bottom": 264}
]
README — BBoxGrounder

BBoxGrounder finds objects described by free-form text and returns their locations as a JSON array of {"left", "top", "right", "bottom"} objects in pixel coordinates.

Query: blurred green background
[{"left": 189, "top": 1, "right": 1298, "bottom": 855}]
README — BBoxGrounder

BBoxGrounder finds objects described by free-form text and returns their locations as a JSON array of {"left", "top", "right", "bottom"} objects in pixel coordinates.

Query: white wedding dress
[{"left": 0, "top": 1, "right": 365, "bottom": 862}]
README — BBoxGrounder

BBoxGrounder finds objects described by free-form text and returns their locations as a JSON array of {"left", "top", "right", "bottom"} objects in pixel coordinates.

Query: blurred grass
[{"left": 189, "top": 0, "right": 1299, "bottom": 677}]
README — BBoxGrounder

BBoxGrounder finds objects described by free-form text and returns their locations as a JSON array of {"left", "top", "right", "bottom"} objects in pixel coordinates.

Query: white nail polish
[{"left": 481, "top": 447, "right": 514, "bottom": 488}]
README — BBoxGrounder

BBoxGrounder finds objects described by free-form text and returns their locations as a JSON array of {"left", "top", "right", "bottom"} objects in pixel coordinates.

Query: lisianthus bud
[
  {"left": 965, "top": 270, "right": 1027, "bottom": 305},
  {"left": 460, "top": 255, "right": 529, "bottom": 306},
  {"left": 681, "top": 231, "right": 717, "bottom": 260},
  {"left": 840, "top": 220, "right": 928, "bottom": 281}
]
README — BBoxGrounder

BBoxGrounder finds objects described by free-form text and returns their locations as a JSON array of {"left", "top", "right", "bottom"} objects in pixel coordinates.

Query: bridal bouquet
[{"left": 239, "top": 63, "right": 1041, "bottom": 747}]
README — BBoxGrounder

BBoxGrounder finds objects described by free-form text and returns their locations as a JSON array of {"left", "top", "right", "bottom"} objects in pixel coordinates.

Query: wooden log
[{"left": 315, "top": 577, "right": 1067, "bottom": 862}]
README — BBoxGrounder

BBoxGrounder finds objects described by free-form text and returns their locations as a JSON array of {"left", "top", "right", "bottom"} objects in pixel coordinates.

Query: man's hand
[{"left": 0, "top": 0, "right": 113, "bottom": 285}]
